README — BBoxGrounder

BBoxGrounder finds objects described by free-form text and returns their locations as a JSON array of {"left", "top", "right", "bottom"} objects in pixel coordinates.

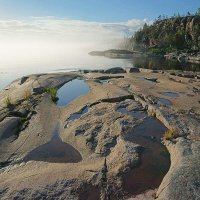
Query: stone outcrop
[
  {"left": 133, "top": 15, "right": 200, "bottom": 50},
  {"left": 104, "top": 67, "right": 126, "bottom": 74},
  {"left": 0, "top": 69, "right": 200, "bottom": 200}
]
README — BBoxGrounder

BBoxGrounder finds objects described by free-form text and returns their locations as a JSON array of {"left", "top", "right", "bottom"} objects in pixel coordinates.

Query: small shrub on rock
[
  {"left": 24, "top": 89, "right": 32, "bottom": 100},
  {"left": 4, "top": 96, "right": 13, "bottom": 108},
  {"left": 46, "top": 87, "right": 59, "bottom": 102},
  {"left": 164, "top": 128, "right": 179, "bottom": 140},
  {"left": 149, "top": 110, "right": 156, "bottom": 118}
]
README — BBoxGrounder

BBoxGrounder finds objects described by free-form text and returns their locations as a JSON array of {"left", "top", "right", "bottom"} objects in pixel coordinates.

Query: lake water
[{"left": 0, "top": 53, "right": 199, "bottom": 90}]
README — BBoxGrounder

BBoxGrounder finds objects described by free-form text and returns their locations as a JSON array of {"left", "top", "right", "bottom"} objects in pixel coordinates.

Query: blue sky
[
  {"left": 0, "top": 0, "right": 199, "bottom": 70},
  {"left": 0, "top": 0, "right": 199, "bottom": 21}
]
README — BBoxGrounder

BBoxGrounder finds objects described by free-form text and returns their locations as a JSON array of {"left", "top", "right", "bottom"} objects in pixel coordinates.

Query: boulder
[
  {"left": 129, "top": 67, "right": 140, "bottom": 73},
  {"left": 104, "top": 67, "right": 126, "bottom": 74},
  {"left": 32, "top": 87, "right": 45, "bottom": 94}
]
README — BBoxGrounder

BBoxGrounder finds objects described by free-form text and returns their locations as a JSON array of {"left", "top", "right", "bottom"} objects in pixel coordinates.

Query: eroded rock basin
[
  {"left": 57, "top": 79, "right": 90, "bottom": 106},
  {"left": 122, "top": 116, "right": 170, "bottom": 196},
  {"left": 67, "top": 105, "right": 90, "bottom": 122},
  {"left": 1, "top": 69, "right": 200, "bottom": 200},
  {"left": 161, "top": 92, "right": 180, "bottom": 97},
  {"left": 115, "top": 104, "right": 170, "bottom": 196},
  {"left": 60, "top": 99, "right": 171, "bottom": 198},
  {"left": 24, "top": 123, "right": 82, "bottom": 163},
  {"left": 158, "top": 97, "right": 172, "bottom": 106}
]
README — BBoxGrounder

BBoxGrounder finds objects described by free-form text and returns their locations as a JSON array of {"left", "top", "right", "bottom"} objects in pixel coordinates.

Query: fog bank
[{"left": 0, "top": 17, "right": 148, "bottom": 70}]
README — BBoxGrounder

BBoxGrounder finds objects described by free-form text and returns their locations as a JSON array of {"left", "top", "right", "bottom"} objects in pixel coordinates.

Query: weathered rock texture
[{"left": 0, "top": 68, "right": 200, "bottom": 200}]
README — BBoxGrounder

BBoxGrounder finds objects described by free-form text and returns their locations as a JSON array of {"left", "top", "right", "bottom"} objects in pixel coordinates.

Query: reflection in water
[
  {"left": 67, "top": 106, "right": 90, "bottom": 121},
  {"left": 161, "top": 92, "right": 180, "bottom": 97},
  {"left": 57, "top": 79, "right": 90, "bottom": 107},
  {"left": 158, "top": 98, "right": 173, "bottom": 106},
  {"left": 79, "top": 186, "right": 101, "bottom": 200},
  {"left": 0, "top": 54, "right": 199, "bottom": 91},
  {"left": 128, "top": 57, "right": 200, "bottom": 71},
  {"left": 117, "top": 107, "right": 146, "bottom": 119},
  {"left": 122, "top": 115, "right": 170, "bottom": 196},
  {"left": 24, "top": 122, "right": 82, "bottom": 163}
]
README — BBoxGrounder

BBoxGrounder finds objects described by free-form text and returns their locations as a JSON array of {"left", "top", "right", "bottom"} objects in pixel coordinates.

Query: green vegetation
[
  {"left": 46, "top": 87, "right": 59, "bottom": 102},
  {"left": 164, "top": 128, "right": 179, "bottom": 140},
  {"left": 147, "top": 48, "right": 165, "bottom": 55},
  {"left": 196, "top": 8, "right": 200, "bottom": 16},
  {"left": 24, "top": 89, "right": 31, "bottom": 100},
  {"left": 149, "top": 110, "right": 156, "bottom": 118},
  {"left": 128, "top": 8, "right": 200, "bottom": 54},
  {"left": 17, "top": 117, "right": 28, "bottom": 135},
  {"left": 4, "top": 96, "right": 13, "bottom": 108}
]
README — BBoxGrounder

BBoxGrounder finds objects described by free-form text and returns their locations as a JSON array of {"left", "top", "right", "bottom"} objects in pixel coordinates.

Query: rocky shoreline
[
  {"left": 0, "top": 68, "right": 200, "bottom": 199},
  {"left": 165, "top": 51, "right": 200, "bottom": 64},
  {"left": 89, "top": 49, "right": 162, "bottom": 59},
  {"left": 89, "top": 49, "right": 200, "bottom": 65}
]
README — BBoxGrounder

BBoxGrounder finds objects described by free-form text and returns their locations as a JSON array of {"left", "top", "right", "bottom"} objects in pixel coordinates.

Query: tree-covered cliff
[{"left": 130, "top": 12, "right": 200, "bottom": 54}]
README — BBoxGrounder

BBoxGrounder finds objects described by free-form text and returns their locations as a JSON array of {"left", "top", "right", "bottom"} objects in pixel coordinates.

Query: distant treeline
[{"left": 124, "top": 8, "right": 200, "bottom": 54}]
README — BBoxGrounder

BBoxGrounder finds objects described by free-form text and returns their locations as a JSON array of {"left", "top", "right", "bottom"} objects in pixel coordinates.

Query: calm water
[
  {"left": 161, "top": 92, "right": 180, "bottom": 97},
  {"left": 57, "top": 79, "right": 90, "bottom": 107},
  {"left": 122, "top": 116, "right": 170, "bottom": 196},
  {"left": 24, "top": 122, "right": 82, "bottom": 163},
  {"left": 158, "top": 97, "right": 173, "bottom": 106},
  {"left": 117, "top": 107, "right": 146, "bottom": 119},
  {"left": 130, "top": 57, "right": 200, "bottom": 72},
  {"left": 67, "top": 105, "right": 90, "bottom": 121},
  {"left": 0, "top": 54, "right": 199, "bottom": 91},
  {"left": 116, "top": 107, "right": 170, "bottom": 196}
]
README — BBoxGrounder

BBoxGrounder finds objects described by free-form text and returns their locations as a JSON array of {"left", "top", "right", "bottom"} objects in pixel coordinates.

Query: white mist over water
[{"left": 0, "top": 17, "right": 147, "bottom": 89}]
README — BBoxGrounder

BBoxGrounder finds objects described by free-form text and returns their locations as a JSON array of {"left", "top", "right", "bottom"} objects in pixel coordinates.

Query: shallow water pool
[
  {"left": 57, "top": 79, "right": 90, "bottom": 107},
  {"left": 161, "top": 92, "right": 180, "bottom": 97},
  {"left": 24, "top": 122, "right": 82, "bottom": 163}
]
